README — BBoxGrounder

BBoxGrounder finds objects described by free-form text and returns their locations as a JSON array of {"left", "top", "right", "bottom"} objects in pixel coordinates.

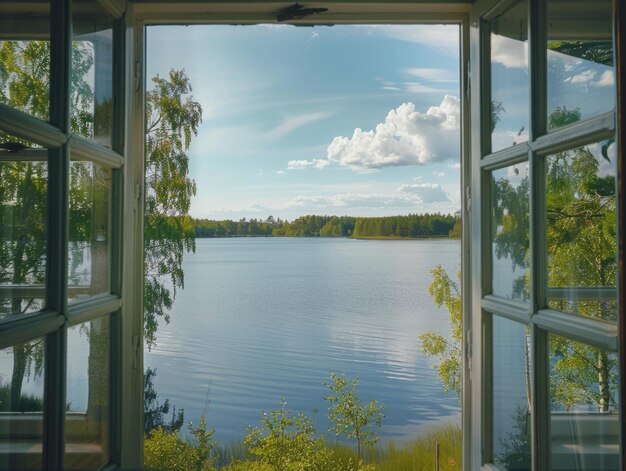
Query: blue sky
[{"left": 147, "top": 25, "right": 462, "bottom": 220}]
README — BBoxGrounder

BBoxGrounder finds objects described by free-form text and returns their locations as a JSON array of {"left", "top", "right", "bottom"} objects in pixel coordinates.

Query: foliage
[
  {"left": 0, "top": 383, "right": 43, "bottom": 412},
  {"left": 144, "top": 367, "right": 185, "bottom": 435},
  {"left": 0, "top": 39, "right": 95, "bottom": 406},
  {"left": 324, "top": 372, "right": 384, "bottom": 462},
  {"left": 144, "top": 417, "right": 218, "bottom": 471},
  {"left": 244, "top": 399, "right": 333, "bottom": 471},
  {"left": 144, "top": 69, "right": 202, "bottom": 348},
  {"left": 493, "top": 406, "right": 531, "bottom": 470},
  {"left": 419, "top": 266, "right": 462, "bottom": 400},
  {"left": 222, "top": 462, "right": 276, "bottom": 471},
  {"left": 421, "top": 105, "right": 618, "bottom": 415}
]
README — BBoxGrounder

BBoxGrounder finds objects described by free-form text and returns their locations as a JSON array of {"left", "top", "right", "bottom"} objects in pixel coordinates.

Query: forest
[{"left": 193, "top": 213, "right": 461, "bottom": 239}]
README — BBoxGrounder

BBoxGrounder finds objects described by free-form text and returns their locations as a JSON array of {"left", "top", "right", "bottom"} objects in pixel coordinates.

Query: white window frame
[{"left": 130, "top": 3, "right": 474, "bottom": 469}]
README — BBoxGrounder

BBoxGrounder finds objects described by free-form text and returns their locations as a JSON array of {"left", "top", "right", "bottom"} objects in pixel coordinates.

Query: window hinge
[
  {"left": 466, "top": 328, "right": 472, "bottom": 381},
  {"left": 465, "top": 60, "right": 471, "bottom": 102},
  {"left": 132, "top": 333, "right": 140, "bottom": 370},
  {"left": 134, "top": 60, "right": 141, "bottom": 92},
  {"left": 465, "top": 185, "right": 472, "bottom": 213}
]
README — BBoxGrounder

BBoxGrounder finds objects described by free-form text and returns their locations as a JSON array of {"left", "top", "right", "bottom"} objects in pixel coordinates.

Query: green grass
[{"left": 210, "top": 424, "right": 461, "bottom": 471}]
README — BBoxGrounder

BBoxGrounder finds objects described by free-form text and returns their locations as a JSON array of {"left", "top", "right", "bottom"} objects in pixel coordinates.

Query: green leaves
[
  {"left": 420, "top": 266, "right": 462, "bottom": 400},
  {"left": 323, "top": 372, "right": 384, "bottom": 462},
  {"left": 244, "top": 399, "right": 333, "bottom": 471},
  {"left": 144, "top": 69, "right": 202, "bottom": 349}
]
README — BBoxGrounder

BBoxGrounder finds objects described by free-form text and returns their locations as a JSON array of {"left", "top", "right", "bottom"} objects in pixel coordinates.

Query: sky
[{"left": 147, "top": 25, "right": 462, "bottom": 220}]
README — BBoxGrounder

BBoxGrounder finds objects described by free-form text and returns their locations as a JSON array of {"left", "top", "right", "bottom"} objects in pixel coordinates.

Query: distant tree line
[{"left": 193, "top": 213, "right": 460, "bottom": 239}]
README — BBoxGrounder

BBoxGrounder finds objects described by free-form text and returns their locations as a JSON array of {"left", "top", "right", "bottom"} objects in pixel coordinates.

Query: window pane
[
  {"left": 68, "top": 160, "right": 111, "bottom": 302},
  {"left": 549, "top": 334, "right": 619, "bottom": 470},
  {"left": 66, "top": 316, "right": 110, "bottom": 470},
  {"left": 0, "top": 2, "right": 51, "bottom": 122},
  {"left": 0, "top": 137, "right": 47, "bottom": 320},
  {"left": 492, "top": 315, "right": 531, "bottom": 469},
  {"left": 0, "top": 338, "right": 45, "bottom": 470},
  {"left": 490, "top": 0, "right": 529, "bottom": 153},
  {"left": 547, "top": 0, "right": 614, "bottom": 130},
  {"left": 546, "top": 140, "right": 617, "bottom": 321},
  {"left": 491, "top": 163, "right": 529, "bottom": 301},
  {"left": 72, "top": 0, "right": 114, "bottom": 147}
]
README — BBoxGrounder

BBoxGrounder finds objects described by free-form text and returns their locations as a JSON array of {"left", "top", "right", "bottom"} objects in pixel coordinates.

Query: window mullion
[
  {"left": 45, "top": 0, "right": 72, "bottom": 469},
  {"left": 528, "top": 0, "right": 549, "bottom": 470}
]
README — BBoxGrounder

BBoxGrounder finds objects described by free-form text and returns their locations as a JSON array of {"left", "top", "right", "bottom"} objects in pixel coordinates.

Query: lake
[{"left": 144, "top": 237, "right": 461, "bottom": 445}]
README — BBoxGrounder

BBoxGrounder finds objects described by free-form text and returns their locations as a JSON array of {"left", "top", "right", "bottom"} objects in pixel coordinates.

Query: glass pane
[
  {"left": 492, "top": 316, "right": 531, "bottom": 469},
  {"left": 491, "top": 162, "right": 529, "bottom": 301},
  {"left": 0, "top": 338, "right": 45, "bottom": 470},
  {"left": 547, "top": 0, "right": 614, "bottom": 130},
  {"left": 490, "top": 0, "right": 529, "bottom": 153},
  {"left": 72, "top": 0, "right": 114, "bottom": 147},
  {"left": 0, "top": 2, "right": 51, "bottom": 121},
  {"left": 68, "top": 160, "right": 111, "bottom": 302},
  {"left": 66, "top": 316, "right": 110, "bottom": 470},
  {"left": 549, "top": 334, "right": 619, "bottom": 470},
  {"left": 0, "top": 136, "right": 47, "bottom": 320},
  {"left": 546, "top": 139, "right": 617, "bottom": 321}
]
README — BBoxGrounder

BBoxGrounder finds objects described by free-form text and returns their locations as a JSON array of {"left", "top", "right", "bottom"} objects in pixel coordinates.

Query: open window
[{"left": 470, "top": 0, "right": 620, "bottom": 469}]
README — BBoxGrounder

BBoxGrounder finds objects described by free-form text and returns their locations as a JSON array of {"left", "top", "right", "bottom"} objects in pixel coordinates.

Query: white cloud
[
  {"left": 404, "top": 68, "right": 457, "bottom": 83},
  {"left": 491, "top": 34, "right": 527, "bottom": 69},
  {"left": 569, "top": 69, "right": 596, "bottom": 84},
  {"left": 276, "top": 170, "right": 285, "bottom": 175},
  {"left": 287, "top": 159, "right": 330, "bottom": 170},
  {"left": 447, "top": 162, "right": 461, "bottom": 170},
  {"left": 404, "top": 82, "right": 448, "bottom": 94},
  {"left": 397, "top": 183, "right": 449, "bottom": 203},
  {"left": 267, "top": 111, "right": 330, "bottom": 139},
  {"left": 433, "top": 171, "right": 445, "bottom": 177},
  {"left": 326, "top": 96, "right": 460, "bottom": 170},
  {"left": 382, "top": 86, "right": 402, "bottom": 91},
  {"left": 285, "top": 193, "right": 419, "bottom": 209},
  {"left": 596, "top": 70, "right": 615, "bottom": 87}
]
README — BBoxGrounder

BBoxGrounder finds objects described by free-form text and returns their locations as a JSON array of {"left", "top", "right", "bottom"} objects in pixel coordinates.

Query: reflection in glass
[
  {"left": 0, "top": 138, "right": 47, "bottom": 320},
  {"left": 492, "top": 316, "right": 531, "bottom": 469},
  {"left": 0, "top": 1, "right": 51, "bottom": 121},
  {"left": 546, "top": 139, "right": 617, "bottom": 321},
  {"left": 490, "top": 0, "right": 529, "bottom": 153},
  {"left": 68, "top": 161, "right": 111, "bottom": 302},
  {"left": 72, "top": 0, "right": 114, "bottom": 147},
  {"left": 491, "top": 163, "right": 529, "bottom": 301},
  {"left": 547, "top": 0, "right": 614, "bottom": 130},
  {"left": 66, "top": 316, "right": 110, "bottom": 470},
  {"left": 549, "top": 334, "right": 619, "bottom": 470},
  {"left": 0, "top": 338, "right": 45, "bottom": 470}
]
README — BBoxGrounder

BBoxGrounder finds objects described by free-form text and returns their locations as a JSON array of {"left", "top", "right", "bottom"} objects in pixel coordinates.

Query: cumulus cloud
[
  {"left": 397, "top": 183, "right": 449, "bottom": 203},
  {"left": 287, "top": 159, "right": 330, "bottom": 170},
  {"left": 448, "top": 162, "right": 461, "bottom": 170},
  {"left": 596, "top": 70, "right": 615, "bottom": 87},
  {"left": 433, "top": 171, "right": 446, "bottom": 177},
  {"left": 491, "top": 34, "right": 527, "bottom": 69},
  {"left": 568, "top": 69, "right": 615, "bottom": 88},
  {"left": 326, "top": 95, "right": 460, "bottom": 170}
]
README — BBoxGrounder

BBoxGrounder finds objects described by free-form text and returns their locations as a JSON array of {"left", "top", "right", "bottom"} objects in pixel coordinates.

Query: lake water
[{"left": 144, "top": 237, "right": 461, "bottom": 444}]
